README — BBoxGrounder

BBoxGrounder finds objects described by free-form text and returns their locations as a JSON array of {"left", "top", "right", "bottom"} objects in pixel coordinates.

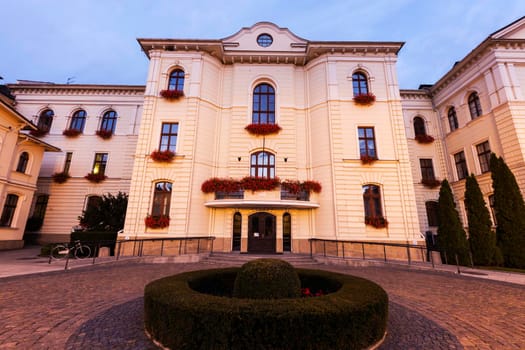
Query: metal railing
[{"left": 309, "top": 238, "right": 436, "bottom": 268}]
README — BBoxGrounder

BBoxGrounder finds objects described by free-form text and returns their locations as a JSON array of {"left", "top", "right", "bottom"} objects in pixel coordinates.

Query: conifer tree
[
  {"left": 490, "top": 154, "right": 525, "bottom": 268},
  {"left": 464, "top": 174, "right": 496, "bottom": 265},
  {"left": 437, "top": 179, "right": 469, "bottom": 265},
  {"left": 78, "top": 192, "right": 128, "bottom": 232}
]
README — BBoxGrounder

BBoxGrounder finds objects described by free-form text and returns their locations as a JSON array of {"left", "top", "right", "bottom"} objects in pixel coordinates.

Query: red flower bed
[
  {"left": 244, "top": 123, "right": 282, "bottom": 136},
  {"left": 145, "top": 215, "right": 170, "bottom": 229},
  {"left": 96, "top": 129, "right": 113, "bottom": 139},
  {"left": 241, "top": 176, "right": 281, "bottom": 192},
  {"left": 421, "top": 178, "right": 441, "bottom": 188},
  {"left": 301, "top": 287, "right": 325, "bottom": 297},
  {"left": 360, "top": 155, "right": 378, "bottom": 164},
  {"left": 160, "top": 89, "right": 184, "bottom": 99},
  {"left": 62, "top": 129, "right": 82, "bottom": 137},
  {"left": 365, "top": 216, "right": 388, "bottom": 228},
  {"left": 150, "top": 150, "right": 175, "bottom": 162},
  {"left": 201, "top": 178, "right": 241, "bottom": 194},
  {"left": 30, "top": 129, "right": 48, "bottom": 137},
  {"left": 84, "top": 173, "right": 107, "bottom": 183},
  {"left": 52, "top": 171, "right": 70, "bottom": 184},
  {"left": 415, "top": 134, "right": 435, "bottom": 144},
  {"left": 353, "top": 92, "right": 376, "bottom": 106}
]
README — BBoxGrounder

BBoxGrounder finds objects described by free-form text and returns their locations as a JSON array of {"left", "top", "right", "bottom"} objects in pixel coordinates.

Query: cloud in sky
[{"left": 1, "top": 0, "right": 524, "bottom": 88}]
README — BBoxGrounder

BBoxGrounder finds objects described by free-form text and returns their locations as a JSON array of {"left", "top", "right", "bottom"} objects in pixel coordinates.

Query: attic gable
[{"left": 491, "top": 16, "right": 525, "bottom": 40}]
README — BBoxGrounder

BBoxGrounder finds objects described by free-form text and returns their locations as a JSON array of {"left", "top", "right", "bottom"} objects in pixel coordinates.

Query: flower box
[
  {"left": 415, "top": 134, "right": 435, "bottom": 144},
  {"left": 302, "top": 180, "right": 322, "bottom": 193},
  {"left": 241, "top": 176, "right": 281, "bottom": 192},
  {"left": 62, "top": 129, "right": 82, "bottom": 137},
  {"left": 160, "top": 89, "right": 184, "bottom": 100},
  {"left": 201, "top": 178, "right": 241, "bottom": 194},
  {"left": 145, "top": 215, "right": 170, "bottom": 229},
  {"left": 244, "top": 123, "right": 282, "bottom": 136},
  {"left": 365, "top": 216, "right": 388, "bottom": 228},
  {"left": 150, "top": 150, "right": 175, "bottom": 162},
  {"left": 96, "top": 129, "right": 113, "bottom": 139},
  {"left": 281, "top": 180, "right": 322, "bottom": 194},
  {"left": 84, "top": 172, "right": 107, "bottom": 183},
  {"left": 360, "top": 155, "right": 378, "bottom": 164},
  {"left": 353, "top": 92, "right": 376, "bottom": 106},
  {"left": 421, "top": 178, "right": 441, "bottom": 188},
  {"left": 52, "top": 171, "right": 70, "bottom": 184},
  {"left": 29, "top": 129, "right": 48, "bottom": 137}
]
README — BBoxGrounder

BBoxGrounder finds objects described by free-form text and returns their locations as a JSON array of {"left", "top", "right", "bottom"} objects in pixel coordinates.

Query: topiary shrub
[
  {"left": 233, "top": 258, "right": 301, "bottom": 299},
  {"left": 144, "top": 267, "right": 388, "bottom": 350}
]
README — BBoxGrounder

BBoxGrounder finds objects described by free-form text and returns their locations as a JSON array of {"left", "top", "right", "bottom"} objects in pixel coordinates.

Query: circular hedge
[{"left": 144, "top": 267, "right": 388, "bottom": 350}]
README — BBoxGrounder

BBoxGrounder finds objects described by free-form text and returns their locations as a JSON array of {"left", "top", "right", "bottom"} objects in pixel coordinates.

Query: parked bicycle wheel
[
  {"left": 74, "top": 244, "right": 91, "bottom": 259},
  {"left": 51, "top": 244, "right": 69, "bottom": 259}
]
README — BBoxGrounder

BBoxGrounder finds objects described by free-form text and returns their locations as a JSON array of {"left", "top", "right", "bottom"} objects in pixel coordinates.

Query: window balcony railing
[
  {"left": 215, "top": 190, "right": 245, "bottom": 200},
  {"left": 280, "top": 189, "right": 310, "bottom": 201}
]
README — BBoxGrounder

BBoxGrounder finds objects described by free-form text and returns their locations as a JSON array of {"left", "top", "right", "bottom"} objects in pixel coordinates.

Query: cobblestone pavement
[{"left": 0, "top": 261, "right": 523, "bottom": 349}]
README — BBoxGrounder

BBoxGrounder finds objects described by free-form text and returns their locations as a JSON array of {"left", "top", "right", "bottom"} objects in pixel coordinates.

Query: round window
[{"left": 257, "top": 34, "right": 273, "bottom": 47}]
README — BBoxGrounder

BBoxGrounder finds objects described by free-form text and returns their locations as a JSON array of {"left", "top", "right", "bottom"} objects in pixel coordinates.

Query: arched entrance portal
[{"left": 248, "top": 212, "right": 276, "bottom": 253}]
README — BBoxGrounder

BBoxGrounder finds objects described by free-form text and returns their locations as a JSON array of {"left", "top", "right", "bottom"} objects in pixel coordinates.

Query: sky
[{"left": 1, "top": 1, "right": 525, "bottom": 89}]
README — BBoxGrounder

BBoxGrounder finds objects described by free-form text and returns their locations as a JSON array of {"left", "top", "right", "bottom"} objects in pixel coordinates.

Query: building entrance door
[{"left": 248, "top": 212, "right": 276, "bottom": 253}]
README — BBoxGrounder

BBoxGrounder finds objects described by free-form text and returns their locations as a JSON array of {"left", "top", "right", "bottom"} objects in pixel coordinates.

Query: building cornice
[
  {"left": 7, "top": 83, "right": 145, "bottom": 96},
  {"left": 400, "top": 89, "right": 431, "bottom": 100}
]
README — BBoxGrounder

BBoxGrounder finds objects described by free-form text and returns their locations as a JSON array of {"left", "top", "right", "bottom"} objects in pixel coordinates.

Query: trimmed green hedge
[{"left": 144, "top": 268, "right": 388, "bottom": 350}]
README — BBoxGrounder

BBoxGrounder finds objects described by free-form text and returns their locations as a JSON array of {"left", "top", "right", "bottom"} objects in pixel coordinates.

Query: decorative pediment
[{"left": 491, "top": 16, "right": 525, "bottom": 40}]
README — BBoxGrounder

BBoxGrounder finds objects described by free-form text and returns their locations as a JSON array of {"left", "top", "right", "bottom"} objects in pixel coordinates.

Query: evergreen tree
[
  {"left": 78, "top": 192, "right": 128, "bottom": 232},
  {"left": 490, "top": 154, "right": 525, "bottom": 268},
  {"left": 464, "top": 174, "right": 497, "bottom": 265},
  {"left": 437, "top": 180, "right": 469, "bottom": 265}
]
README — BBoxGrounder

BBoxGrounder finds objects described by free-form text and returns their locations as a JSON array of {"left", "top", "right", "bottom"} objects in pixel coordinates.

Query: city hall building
[{"left": 4, "top": 17, "right": 525, "bottom": 253}]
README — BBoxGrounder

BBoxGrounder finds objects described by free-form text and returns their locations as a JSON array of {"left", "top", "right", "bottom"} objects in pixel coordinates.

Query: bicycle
[{"left": 51, "top": 240, "right": 92, "bottom": 259}]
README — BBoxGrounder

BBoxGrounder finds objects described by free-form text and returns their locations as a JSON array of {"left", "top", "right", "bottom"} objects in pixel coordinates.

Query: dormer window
[{"left": 257, "top": 34, "right": 273, "bottom": 47}]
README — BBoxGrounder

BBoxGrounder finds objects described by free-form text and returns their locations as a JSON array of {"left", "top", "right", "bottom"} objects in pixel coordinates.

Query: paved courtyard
[{"left": 0, "top": 259, "right": 523, "bottom": 349}]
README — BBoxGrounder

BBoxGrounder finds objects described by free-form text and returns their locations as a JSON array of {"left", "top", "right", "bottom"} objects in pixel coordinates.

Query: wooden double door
[{"left": 248, "top": 212, "right": 276, "bottom": 253}]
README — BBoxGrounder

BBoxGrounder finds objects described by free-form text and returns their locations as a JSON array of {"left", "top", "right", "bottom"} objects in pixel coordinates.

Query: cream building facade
[{"left": 6, "top": 18, "right": 525, "bottom": 252}]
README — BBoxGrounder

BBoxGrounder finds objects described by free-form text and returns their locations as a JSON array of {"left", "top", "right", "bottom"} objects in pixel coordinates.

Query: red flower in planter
[
  {"left": 201, "top": 178, "right": 241, "bottom": 194},
  {"left": 302, "top": 180, "right": 322, "bottom": 193},
  {"left": 281, "top": 180, "right": 302, "bottom": 194},
  {"left": 150, "top": 150, "right": 175, "bottom": 162},
  {"left": 62, "top": 129, "right": 82, "bottom": 137},
  {"left": 240, "top": 176, "right": 281, "bottom": 192},
  {"left": 52, "top": 171, "right": 70, "bottom": 184},
  {"left": 160, "top": 89, "right": 184, "bottom": 100},
  {"left": 365, "top": 216, "right": 388, "bottom": 228},
  {"left": 353, "top": 92, "right": 376, "bottom": 106},
  {"left": 96, "top": 130, "right": 113, "bottom": 139},
  {"left": 145, "top": 215, "right": 170, "bottom": 229},
  {"left": 244, "top": 123, "right": 282, "bottom": 136},
  {"left": 421, "top": 178, "right": 441, "bottom": 188},
  {"left": 415, "top": 134, "right": 435, "bottom": 144},
  {"left": 84, "top": 173, "right": 107, "bottom": 183},
  {"left": 30, "top": 129, "right": 48, "bottom": 137},
  {"left": 360, "top": 155, "right": 378, "bottom": 164}
]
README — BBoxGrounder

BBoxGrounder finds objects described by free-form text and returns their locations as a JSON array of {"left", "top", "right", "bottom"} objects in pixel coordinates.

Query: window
[
  {"left": 283, "top": 213, "right": 291, "bottom": 252},
  {"left": 37, "top": 109, "right": 54, "bottom": 133},
  {"left": 85, "top": 195, "right": 102, "bottom": 213},
  {"left": 363, "top": 185, "right": 383, "bottom": 218},
  {"left": 16, "top": 152, "right": 29, "bottom": 173},
  {"left": 100, "top": 110, "right": 117, "bottom": 133},
  {"left": 168, "top": 69, "right": 185, "bottom": 91},
  {"left": 69, "top": 110, "right": 86, "bottom": 131},
  {"left": 250, "top": 151, "right": 275, "bottom": 178},
  {"left": 352, "top": 72, "right": 369, "bottom": 96},
  {"left": 257, "top": 34, "right": 273, "bottom": 47},
  {"left": 420, "top": 159, "right": 436, "bottom": 181},
  {"left": 0, "top": 194, "right": 19, "bottom": 227},
  {"left": 252, "top": 83, "right": 275, "bottom": 124},
  {"left": 232, "top": 212, "right": 242, "bottom": 251},
  {"left": 63, "top": 152, "right": 73, "bottom": 174},
  {"left": 448, "top": 107, "right": 458, "bottom": 131},
  {"left": 413, "top": 116, "right": 426, "bottom": 136},
  {"left": 476, "top": 141, "right": 491, "bottom": 173},
  {"left": 425, "top": 201, "right": 439, "bottom": 227},
  {"left": 33, "top": 194, "right": 49, "bottom": 220},
  {"left": 358, "top": 127, "right": 377, "bottom": 158},
  {"left": 159, "top": 123, "right": 179, "bottom": 152},
  {"left": 152, "top": 182, "right": 172, "bottom": 217},
  {"left": 454, "top": 151, "right": 468, "bottom": 180},
  {"left": 91, "top": 153, "right": 108, "bottom": 176},
  {"left": 468, "top": 92, "right": 482, "bottom": 119}
]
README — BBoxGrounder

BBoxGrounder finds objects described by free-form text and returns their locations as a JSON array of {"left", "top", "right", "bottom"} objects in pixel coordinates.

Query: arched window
[
  {"left": 468, "top": 92, "right": 482, "bottom": 119},
  {"left": 232, "top": 212, "right": 242, "bottom": 251},
  {"left": 16, "top": 152, "right": 29, "bottom": 173},
  {"left": 352, "top": 71, "right": 369, "bottom": 96},
  {"left": 413, "top": 116, "right": 426, "bottom": 137},
  {"left": 37, "top": 109, "right": 54, "bottom": 133},
  {"left": 363, "top": 185, "right": 383, "bottom": 219},
  {"left": 99, "top": 110, "right": 117, "bottom": 133},
  {"left": 250, "top": 151, "right": 275, "bottom": 178},
  {"left": 448, "top": 107, "right": 458, "bottom": 131},
  {"left": 0, "top": 194, "right": 19, "bottom": 227},
  {"left": 168, "top": 69, "right": 185, "bottom": 91},
  {"left": 283, "top": 213, "right": 291, "bottom": 252},
  {"left": 252, "top": 83, "right": 275, "bottom": 124},
  {"left": 152, "top": 182, "right": 172, "bottom": 217},
  {"left": 69, "top": 110, "right": 86, "bottom": 132},
  {"left": 425, "top": 201, "right": 439, "bottom": 227}
]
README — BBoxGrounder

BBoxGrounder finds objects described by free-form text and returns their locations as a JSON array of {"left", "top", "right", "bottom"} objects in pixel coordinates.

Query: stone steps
[{"left": 203, "top": 252, "right": 320, "bottom": 266}]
